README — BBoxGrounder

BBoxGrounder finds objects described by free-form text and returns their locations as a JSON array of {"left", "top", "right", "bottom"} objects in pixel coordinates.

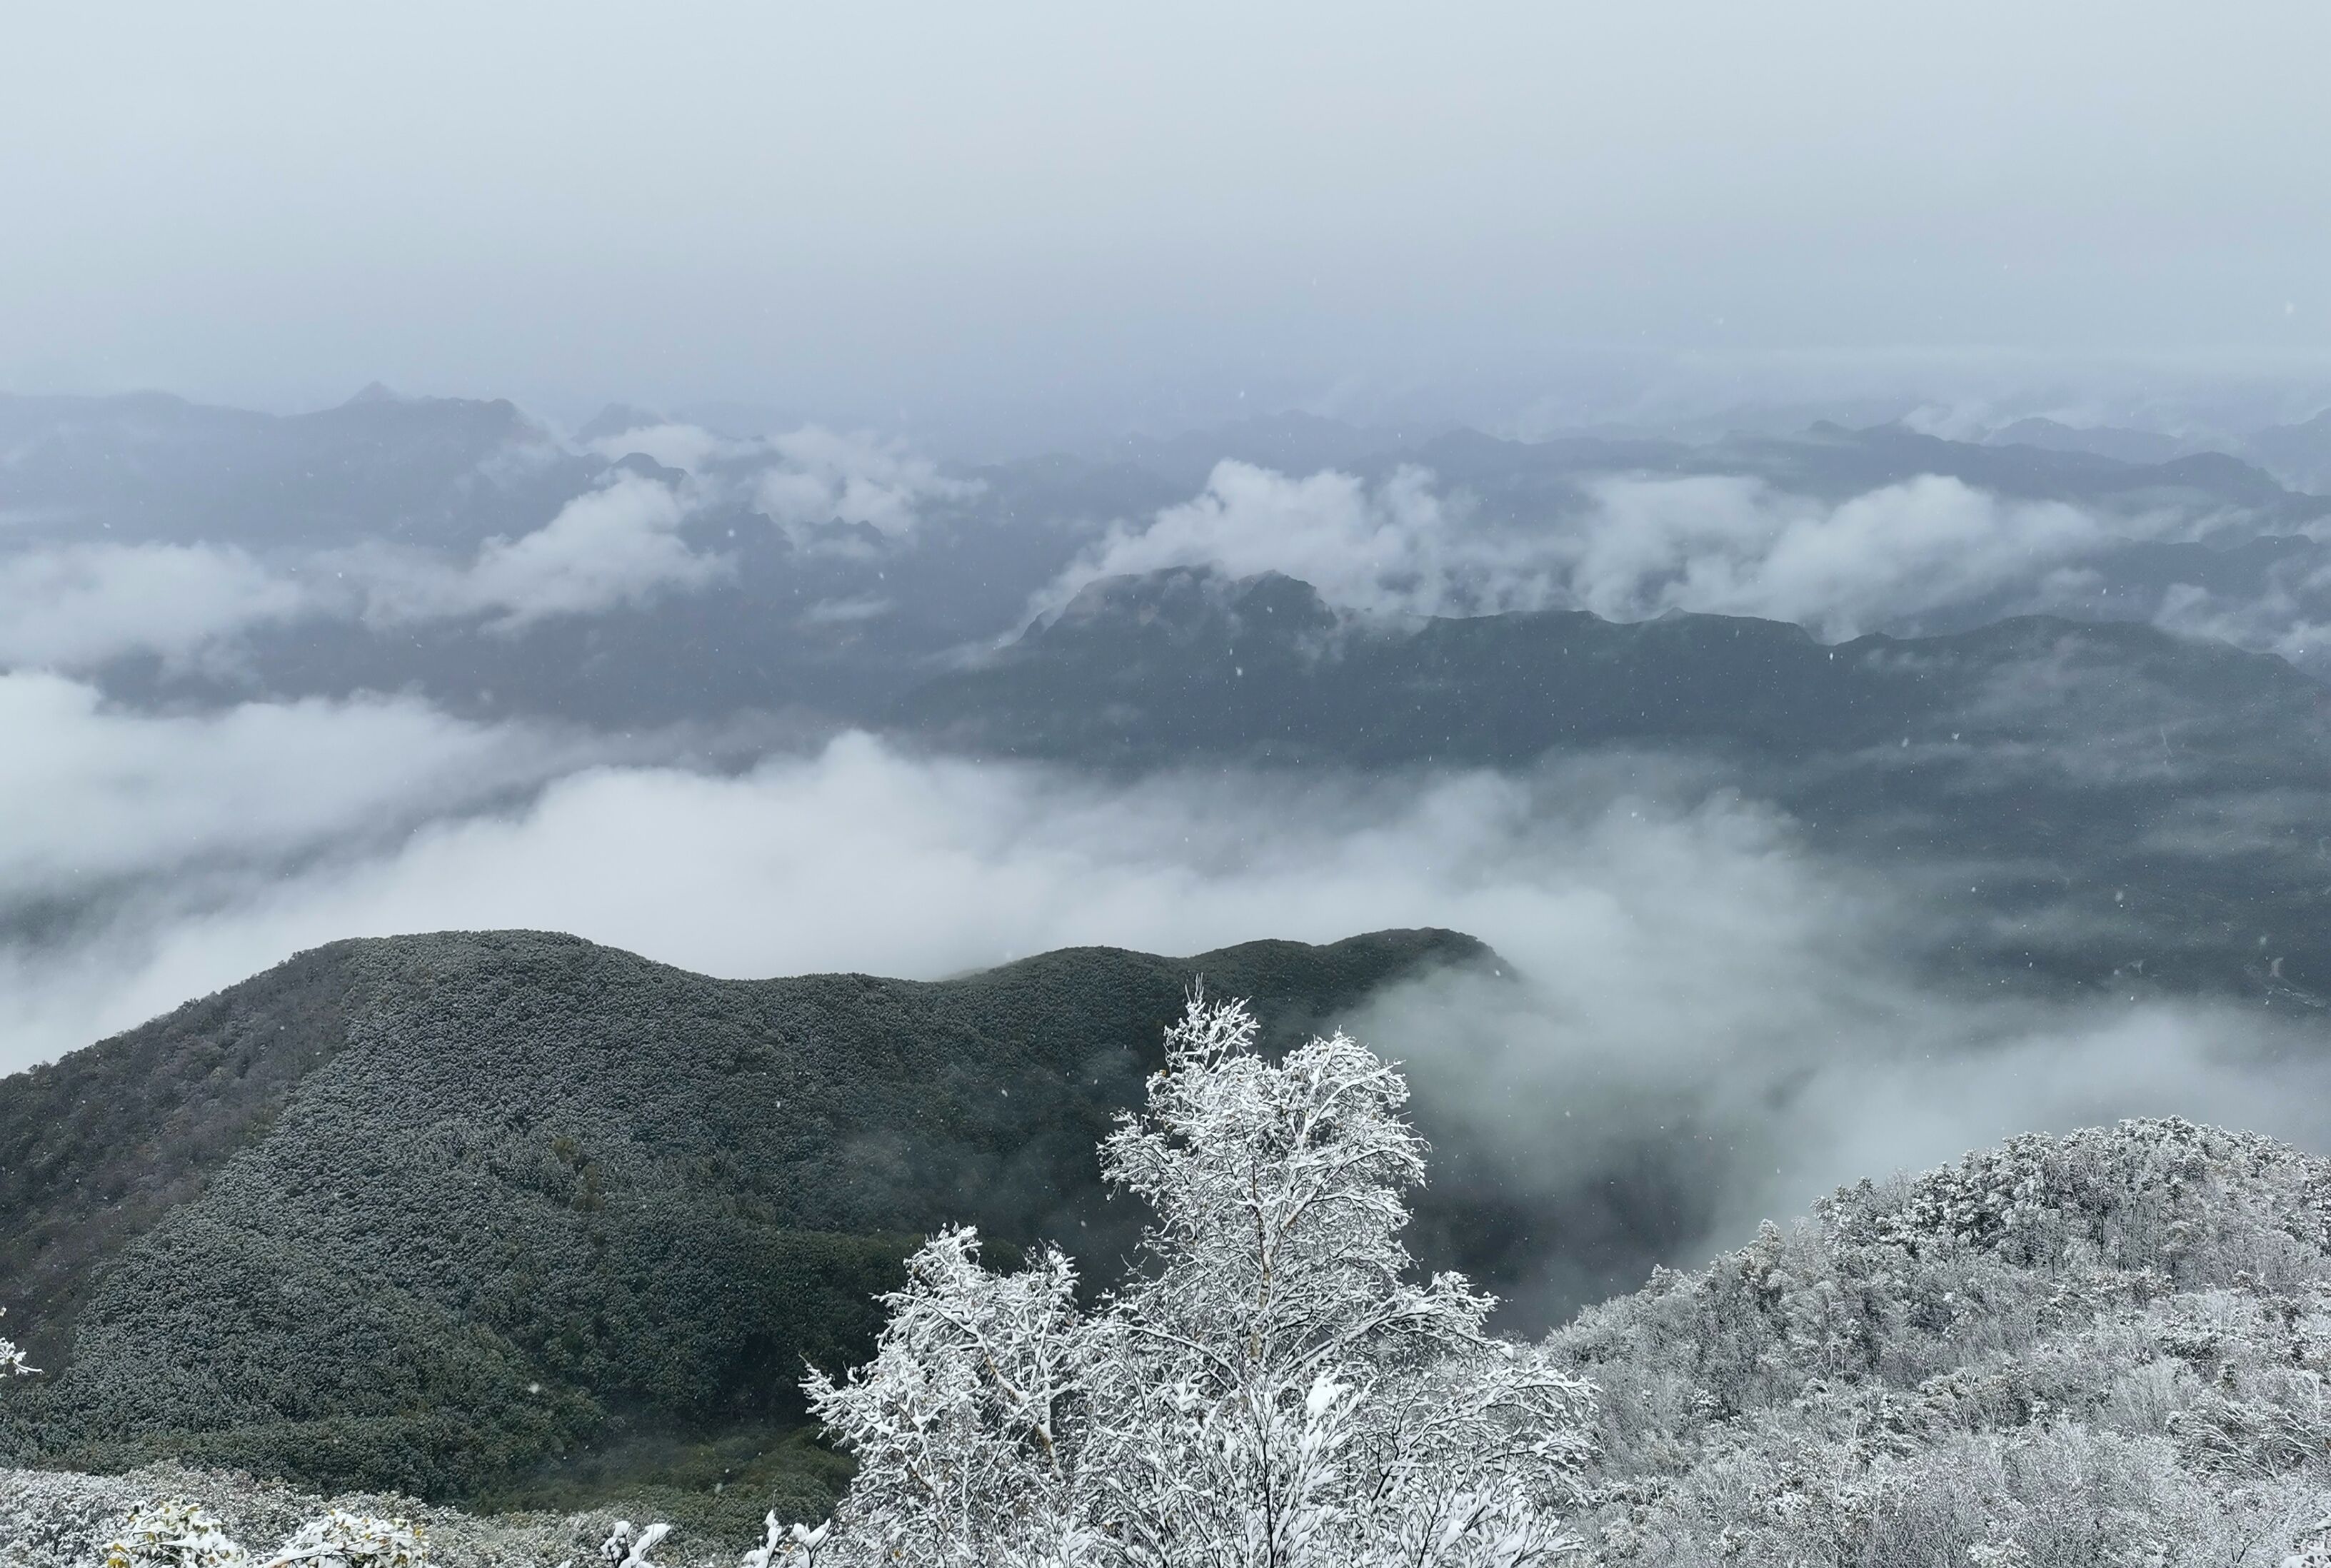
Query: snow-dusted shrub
[
  {"left": 596, "top": 1519, "right": 673, "bottom": 1568},
  {"left": 1557, "top": 1117, "right": 2331, "bottom": 1564},
  {"left": 804, "top": 995, "right": 1597, "bottom": 1567},
  {"left": 264, "top": 1509, "right": 426, "bottom": 1567},
  {"left": 100, "top": 1499, "right": 252, "bottom": 1568},
  {"left": 740, "top": 1514, "right": 828, "bottom": 1568},
  {"left": 0, "top": 1461, "right": 639, "bottom": 1568},
  {"left": 93, "top": 1499, "right": 427, "bottom": 1568}
]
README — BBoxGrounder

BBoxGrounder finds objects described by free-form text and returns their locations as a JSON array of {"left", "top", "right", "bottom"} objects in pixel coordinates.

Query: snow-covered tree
[
  {"left": 805, "top": 1227, "right": 1093, "bottom": 1566},
  {"left": 1087, "top": 996, "right": 1595, "bottom": 1567},
  {"left": 804, "top": 995, "right": 1597, "bottom": 1567}
]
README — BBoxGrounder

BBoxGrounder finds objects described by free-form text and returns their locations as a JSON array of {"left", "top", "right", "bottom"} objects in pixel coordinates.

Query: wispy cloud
[
  {"left": 583, "top": 414, "right": 979, "bottom": 541},
  {"left": 0, "top": 543, "right": 317, "bottom": 669},
  {"left": 756, "top": 426, "right": 979, "bottom": 539},
  {"left": 351, "top": 471, "right": 728, "bottom": 630},
  {"left": 0, "top": 416, "right": 980, "bottom": 670},
  {"left": 1043, "top": 461, "right": 2113, "bottom": 640},
  {"left": 1568, "top": 472, "right": 2105, "bottom": 637},
  {"left": 5, "top": 713, "right": 2321, "bottom": 1330}
]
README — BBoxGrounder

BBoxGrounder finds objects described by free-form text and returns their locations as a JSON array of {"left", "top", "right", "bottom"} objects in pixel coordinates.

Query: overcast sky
[{"left": 5, "top": 1, "right": 2329, "bottom": 446}]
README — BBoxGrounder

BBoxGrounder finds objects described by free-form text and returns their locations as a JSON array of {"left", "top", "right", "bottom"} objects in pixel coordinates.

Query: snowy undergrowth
[
  {"left": 1558, "top": 1118, "right": 2331, "bottom": 1564},
  {"left": 16, "top": 1012, "right": 2331, "bottom": 1564},
  {"left": 0, "top": 1463, "right": 598, "bottom": 1568}
]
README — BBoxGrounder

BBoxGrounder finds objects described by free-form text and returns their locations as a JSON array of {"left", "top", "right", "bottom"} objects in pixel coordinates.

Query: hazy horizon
[{"left": 9, "top": 2, "right": 2331, "bottom": 453}]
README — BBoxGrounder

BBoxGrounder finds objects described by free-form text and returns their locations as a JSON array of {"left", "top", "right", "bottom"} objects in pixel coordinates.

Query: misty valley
[{"left": 9, "top": 386, "right": 2331, "bottom": 1564}]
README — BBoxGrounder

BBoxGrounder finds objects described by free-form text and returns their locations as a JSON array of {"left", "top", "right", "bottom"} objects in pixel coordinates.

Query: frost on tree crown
[
  {"left": 801, "top": 992, "right": 1596, "bottom": 1568},
  {"left": 1099, "top": 989, "right": 1456, "bottom": 1375}
]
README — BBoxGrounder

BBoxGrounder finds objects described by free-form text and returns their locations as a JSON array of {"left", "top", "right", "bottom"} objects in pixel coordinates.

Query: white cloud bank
[
  {"left": 0, "top": 673, "right": 569, "bottom": 899},
  {"left": 1051, "top": 461, "right": 2112, "bottom": 640},
  {"left": 1568, "top": 473, "right": 2105, "bottom": 637},
  {"left": 0, "top": 473, "right": 732, "bottom": 669},
  {"left": 352, "top": 472, "right": 727, "bottom": 630},
  {"left": 0, "top": 543, "right": 313, "bottom": 668},
  {"left": 1052, "top": 463, "right": 1530, "bottom": 621},
  {"left": 585, "top": 417, "right": 978, "bottom": 540},
  {"left": 5, "top": 705, "right": 2325, "bottom": 1325}
]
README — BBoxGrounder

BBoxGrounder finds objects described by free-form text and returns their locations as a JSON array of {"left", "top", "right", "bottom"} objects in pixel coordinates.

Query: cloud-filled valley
[
  {"left": 13, "top": 393, "right": 2331, "bottom": 1290},
  {"left": 16, "top": 384, "right": 2331, "bottom": 1554},
  {"left": 19, "top": 391, "right": 2331, "bottom": 715},
  {"left": 1043, "top": 461, "right": 2122, "bottom": 639},
  {"left": 8, "top": 663, "right": 2330, "bottom": 1329}
]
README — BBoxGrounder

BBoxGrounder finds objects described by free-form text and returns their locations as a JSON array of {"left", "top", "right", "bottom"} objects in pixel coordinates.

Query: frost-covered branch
[
  {"left": 1, "top": 1305, "right": 35, "bottom": 1381},
  {"left": 798, "top": 995, "right": 1597, "bottom": 1567},
  {"left": 804, "top": 1225, "right": 1093, "bottom": 1566}
]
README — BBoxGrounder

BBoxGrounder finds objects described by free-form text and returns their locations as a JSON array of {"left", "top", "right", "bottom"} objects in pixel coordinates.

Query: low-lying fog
[{"left": 9, "top": 683, "right": 2327, "bottom": 1322}]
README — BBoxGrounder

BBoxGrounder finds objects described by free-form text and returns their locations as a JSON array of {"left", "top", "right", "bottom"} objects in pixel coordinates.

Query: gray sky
[{"left": 5, "top": 1, "right": 2329, "bottom": 446}]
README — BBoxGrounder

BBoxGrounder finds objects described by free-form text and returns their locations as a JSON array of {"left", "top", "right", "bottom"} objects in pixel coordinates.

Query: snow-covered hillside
[
  {"left": 1559, "top": 1119, "right": 2331, "bottom": 1564},
  {"left": 11, "top": 1022, "right": 2331, "bottom": 1565}
]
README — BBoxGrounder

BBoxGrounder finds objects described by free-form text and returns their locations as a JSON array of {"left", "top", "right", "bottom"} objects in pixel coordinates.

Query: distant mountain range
[
  {"left": 0, "top": 387, "right": 586, "bottom": 551},
  {"left": 2244, "top": 406, "right": 2331, "bottom": 492},
  {"left": 1984, "top": 415, "right": 2202, "bottom": 466},
  {"left": 897, "top": 566, "right": 2331, "bottom": 1004},
  {"left": 11, "top": 389, "right": 2331, "bottom": 720},
  {"left": 1972, "top": 408, "right": 2331, "bottom": 492},
  {"left": 19, "top": 384, "right": 2331, "bottom": 1012}
]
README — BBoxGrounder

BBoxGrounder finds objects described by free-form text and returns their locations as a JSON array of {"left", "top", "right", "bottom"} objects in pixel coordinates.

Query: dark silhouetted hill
[{"left": 0, "top": 926, "right": 1484, "bottom": 1518}]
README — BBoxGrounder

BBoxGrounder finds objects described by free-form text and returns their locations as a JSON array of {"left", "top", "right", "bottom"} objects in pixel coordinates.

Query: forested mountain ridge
[
  {"left": 896, "top": 566, "right": 2331, "bottom": 1004},
  {"left": 0, "top": 926, "right": 1483, "bottom": 1520},
  {"left": 896, "top": 566, "right": 2330, "bottom": 767},
  {"left": 18, "top": 390, "right": 2331, "bottom": 720}
]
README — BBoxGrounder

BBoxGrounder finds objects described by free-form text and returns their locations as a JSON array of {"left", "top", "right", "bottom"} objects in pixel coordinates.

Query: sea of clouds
[
  {"left": 1041, "top": 459, "right": 2182, "bottom": 641},
  {"left": 0, "top": 419, "right": 976, "bottom": 670},
  {"left": 10, "top": 413, "right": 2331, "bottom": 1320},
  {"left": 6, "top": 677, "right": 2325, "bottom": 1322}
]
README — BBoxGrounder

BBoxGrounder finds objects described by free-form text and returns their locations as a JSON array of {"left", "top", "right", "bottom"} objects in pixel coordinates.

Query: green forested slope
[
  {"left": 0, "top": 926, "right": 1483, "bottom": 1521},
  {"left": 892, "top": 568, "right": 2331, "bottom": 1001}
]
